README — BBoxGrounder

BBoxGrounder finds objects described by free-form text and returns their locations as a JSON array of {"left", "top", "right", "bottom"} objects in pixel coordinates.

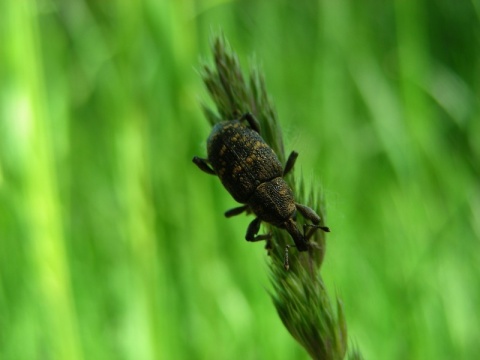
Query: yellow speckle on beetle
[
  {"left": 253, "top": 141, "right": 263, "bottom": 149},
  {"left": 233, "top": 165, "right": 242, "bottom": 174}
]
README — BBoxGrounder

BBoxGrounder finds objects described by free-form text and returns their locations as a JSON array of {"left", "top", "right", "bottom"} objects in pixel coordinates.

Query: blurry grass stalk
[
  {"left": 11, "top": 2, "right": 83, "bottom": 359},
  {"left": 200, "top": 35, "right": 362, "bottom": 360}
]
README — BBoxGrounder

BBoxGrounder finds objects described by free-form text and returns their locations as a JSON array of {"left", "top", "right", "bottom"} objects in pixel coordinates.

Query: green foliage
[
  {"left": 201, "top": 37, "right": 286, "bottom": 162},
  {"left": 1, "top": 1, "right": 479, "bottom": 359}
]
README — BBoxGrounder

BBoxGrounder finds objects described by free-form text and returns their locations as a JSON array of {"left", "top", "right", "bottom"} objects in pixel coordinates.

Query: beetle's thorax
[{"left": 247, "top": 177, "right": 296, "bottom": 226}]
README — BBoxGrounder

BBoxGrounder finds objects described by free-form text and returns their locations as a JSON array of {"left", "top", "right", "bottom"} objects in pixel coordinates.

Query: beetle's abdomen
[{"left": 207, "top": 120, "right": 283, "bottom": 203}]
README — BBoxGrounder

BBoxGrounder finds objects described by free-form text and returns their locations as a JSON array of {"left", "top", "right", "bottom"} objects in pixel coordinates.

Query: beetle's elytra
[{"left": 193, "top": 113, "right": 329, "bottom": 252}]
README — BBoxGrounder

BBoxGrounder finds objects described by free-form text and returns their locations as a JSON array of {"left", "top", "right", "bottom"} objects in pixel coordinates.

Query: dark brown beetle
[{"left": 193, "top": 113, "right": 329, "bottom": 252}]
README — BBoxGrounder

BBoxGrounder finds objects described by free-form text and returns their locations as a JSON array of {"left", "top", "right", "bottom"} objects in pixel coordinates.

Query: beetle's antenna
[{"left": 284, "top": 244, "right": 294, "bottom": 270}]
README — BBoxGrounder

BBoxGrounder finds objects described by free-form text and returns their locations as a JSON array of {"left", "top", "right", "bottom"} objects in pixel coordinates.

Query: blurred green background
[{"left": 1, "top": 0, "right": 479, "bottom": 359}]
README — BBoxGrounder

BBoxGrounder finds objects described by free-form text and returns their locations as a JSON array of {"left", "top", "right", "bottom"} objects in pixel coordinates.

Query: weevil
[{"left": 193, "top": 113, "right": 329, "bottom": 253}]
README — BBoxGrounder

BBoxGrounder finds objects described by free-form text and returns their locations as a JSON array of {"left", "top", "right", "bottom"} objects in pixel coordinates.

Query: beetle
[{"left": 192, "top": 113, "right": 329, "bottom": 252}]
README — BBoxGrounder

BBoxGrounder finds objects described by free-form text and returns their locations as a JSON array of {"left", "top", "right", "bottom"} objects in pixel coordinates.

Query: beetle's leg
[
  {"left": 245, "top": 217, "right": 271, "bottom": 242},
  {"left": 296, "top": 203, "right": 331, "bottom": 232},
  {"left": 240, "top": 112, "right": 261, "bottom": 134},
  {"left": 302, "top": 223, "right": 316, "bottom": 240},
  {"left": 295, "top": 203, "right": 320, "bottom": 224},
  {"left": 225, "top": 205, "right": 249, "bottom": 218},
  {"left": 283, "top": 151, "right": 299, "bottom": 176},
  {"left": 301, "top": 224, "right": 324, "bottom": 241},
  {"left": 192, "top": 156, "right": 216, "bottom": 175}
]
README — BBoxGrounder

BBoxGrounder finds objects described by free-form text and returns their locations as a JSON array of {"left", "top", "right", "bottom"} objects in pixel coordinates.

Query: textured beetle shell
[
  {"left": 207, "top": 120, "right": 284, "bottom": 203},
  {"left": 248, "top": 178, "right": 296, "bottom": 226}
]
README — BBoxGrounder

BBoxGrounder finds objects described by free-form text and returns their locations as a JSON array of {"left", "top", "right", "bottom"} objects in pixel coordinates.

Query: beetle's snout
[{"left": 284, "top": 218, "right": 309, "bottom": 252}]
